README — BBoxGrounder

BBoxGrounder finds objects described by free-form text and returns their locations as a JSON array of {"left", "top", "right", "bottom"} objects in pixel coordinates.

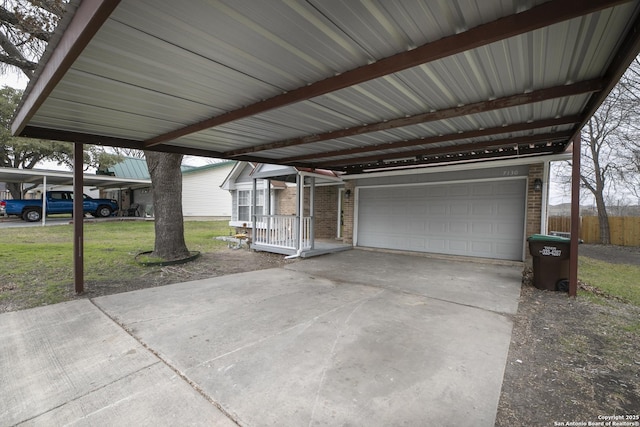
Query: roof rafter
[
  {"left": 281, "top": 116, "right": 580, "bottom": 163},
  {"left": 223, "top": 79, "right": 604, "bottom": 157},
  {"left": 317, "top": 131, "right": 573, "bottom": 170},
  {"left": 335, "top": 132, "right": 569, "bottom": 174},
  {"left": 143, "top": 0, "right": 628, "bottom": 148}
]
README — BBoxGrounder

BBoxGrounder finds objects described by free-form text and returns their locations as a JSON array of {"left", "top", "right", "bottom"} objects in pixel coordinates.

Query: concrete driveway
[{"left": 0, "top": 250, "right": 522, "bottom": 426}]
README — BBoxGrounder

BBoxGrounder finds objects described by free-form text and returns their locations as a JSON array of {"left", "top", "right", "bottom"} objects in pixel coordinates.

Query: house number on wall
[{"left": 502, "top": 169, "right": 519, "bottom": 176}]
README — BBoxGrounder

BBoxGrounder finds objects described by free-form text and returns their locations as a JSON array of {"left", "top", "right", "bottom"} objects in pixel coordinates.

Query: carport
[
  {"left": 9, "top": 0, "right": 640, "bottom": 295},
  {"left": 0, "top": 166, "right": 151, "bottom": 224}
]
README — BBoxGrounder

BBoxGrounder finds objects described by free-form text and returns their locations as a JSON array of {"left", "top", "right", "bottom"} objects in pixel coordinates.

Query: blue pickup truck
[{"left": 0, "top": 190, "right": 119, "bottom": 222}]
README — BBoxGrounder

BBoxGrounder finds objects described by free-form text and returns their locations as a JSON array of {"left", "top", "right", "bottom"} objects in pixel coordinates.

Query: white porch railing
[{"left": 253, "top": 215, "right": 312, "bottom": 250}]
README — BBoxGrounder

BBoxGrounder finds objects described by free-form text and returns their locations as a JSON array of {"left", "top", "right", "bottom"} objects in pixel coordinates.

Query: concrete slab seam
[
  {"left": 14, "top": 361, "right": 161, "bottom": 425},
  {"left": 88, "top": 299, "right": 242, "bottom": 427}
]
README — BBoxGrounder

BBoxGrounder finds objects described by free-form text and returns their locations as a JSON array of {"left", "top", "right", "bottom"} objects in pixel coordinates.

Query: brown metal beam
[
  {"left": 12, "top": 0, "right": 121, "bottom": 136},
  {"left": 316, "top": 131, "right": 573, "bottom": 169},
  {"left": 282, "top": 116, "right": 580, "bottom": 163},
  {"left": 73, "top": 142, "right": 84, "bottom": 294},
  {"left": 569, "top": 134, "right": 581, "bottom": 297},
  {"left": 144, "top": 0, "right": 627, "bottom": 148},
  {"left": 224, "top": 79, "right": 604, "bottom": 157},
  {"left": 341, "top": 142, "right": 567, "bottom": 173},
  {"left": 19, "top": 126, "right": 230, "bottom": 159}
]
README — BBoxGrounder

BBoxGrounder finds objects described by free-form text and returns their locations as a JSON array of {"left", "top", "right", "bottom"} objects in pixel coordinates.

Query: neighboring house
[
  {"left": 105, "top": 157, "right": 234, "bottom": 218},
  {"left": 182, "top": 161, "right": 235, "bottom": 218},
  {"left": 103, "top": 157, "right": 153, "bottom": 216},
  {"left": 224, "top": 158, "right": 556, "bottom": 262}
]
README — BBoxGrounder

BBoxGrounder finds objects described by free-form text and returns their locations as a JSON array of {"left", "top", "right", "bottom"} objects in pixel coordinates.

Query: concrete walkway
[{"left": 0, "top": 250, "right": 522, "bottom": 426}]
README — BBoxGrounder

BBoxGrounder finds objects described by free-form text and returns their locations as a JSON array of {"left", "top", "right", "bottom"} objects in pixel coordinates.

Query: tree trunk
[
  {"left": 594, "top": 193, "right": 611, "bottom": 245},
  {"left": 6, "top": 182, "right": 22, "bottom": 200},
  {"left": 145, "top": 151, "right": 190, "bottom": 260}
]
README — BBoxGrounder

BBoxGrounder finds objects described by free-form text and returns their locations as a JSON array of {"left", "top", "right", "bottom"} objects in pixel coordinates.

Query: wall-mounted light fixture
[
  {"left": 533, "top": 178, "right": 543, "bottom": 192},
  {"left": 345, "top": 189, "right": 351, "bottom": 200}
]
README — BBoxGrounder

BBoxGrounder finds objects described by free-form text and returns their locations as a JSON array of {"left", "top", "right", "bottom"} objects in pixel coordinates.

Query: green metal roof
[
  {"left": 107, "top": 157, "right": 150, "bottom": 180},
  {"left": 107, "top": 157, "right": 235, "bottom": 180},
  {"left": 182, "top": 160, "right": 236, "bottom": 175}
]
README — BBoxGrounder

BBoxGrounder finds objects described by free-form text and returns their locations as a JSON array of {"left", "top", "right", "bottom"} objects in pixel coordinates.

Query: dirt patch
[
  {"left": 496, "top": 245, "right": 640, "bottom": 426},
  {"left": 77, "top": 249, "right": 295, "bottom": 299}
]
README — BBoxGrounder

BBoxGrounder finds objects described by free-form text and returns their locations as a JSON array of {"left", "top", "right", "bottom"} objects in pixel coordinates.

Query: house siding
[{"left": 182, "top": 163, "right": 234, "bottom": 217}]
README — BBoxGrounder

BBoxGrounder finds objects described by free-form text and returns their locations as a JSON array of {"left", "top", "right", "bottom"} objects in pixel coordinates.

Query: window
[
  {"left": 238, "top": 190, "right": 250, "bottom": 222},
  {"left": 236, "top": 189, "right": 265, "bottom": 222}
]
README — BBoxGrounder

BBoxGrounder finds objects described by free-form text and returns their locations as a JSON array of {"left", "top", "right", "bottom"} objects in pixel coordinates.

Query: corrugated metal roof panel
[{"left": 13, "top": 0, "right": 640, "bottom": 172}]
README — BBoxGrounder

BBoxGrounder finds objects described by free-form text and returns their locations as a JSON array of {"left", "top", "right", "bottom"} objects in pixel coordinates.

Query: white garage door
[{"left": 356, "top": 180, "right": 526, "bottom": 260}]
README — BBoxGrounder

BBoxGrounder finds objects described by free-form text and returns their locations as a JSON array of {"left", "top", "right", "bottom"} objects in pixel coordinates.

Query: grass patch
[
  {"left": 621, "top": 322, "right": 640, "bottom": 335},
  {"left": 579, "top": 256, "right": 640, "bottom": 307},
  {"left": 0, "top": 220, "right": 234, "bottom": 309}
]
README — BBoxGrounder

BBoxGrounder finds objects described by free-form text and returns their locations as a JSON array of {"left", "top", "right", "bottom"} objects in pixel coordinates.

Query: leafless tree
[{"left": 554, "top": 57, "right": 640, "bottom": 244}]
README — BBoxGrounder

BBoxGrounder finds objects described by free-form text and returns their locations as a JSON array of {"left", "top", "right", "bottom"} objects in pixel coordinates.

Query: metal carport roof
[
  {"left": 0, "top": 167, "right": 151, "bottom": 190},
  {"left": 9, "top": 0, "right": 640, "bottom": 174}
]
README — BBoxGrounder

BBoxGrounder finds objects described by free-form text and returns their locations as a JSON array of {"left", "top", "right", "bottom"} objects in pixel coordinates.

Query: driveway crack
[
  {"left": 88, "top": 299, "right": 242, "bottom": 426},
  {"left": 308, "top": 288, "right": 386, "bottom": 427}
]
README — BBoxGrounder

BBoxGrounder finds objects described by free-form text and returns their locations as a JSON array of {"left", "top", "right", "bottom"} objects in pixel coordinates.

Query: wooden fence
[{"left": 548, "top": 216, "right": 640, "bottom": 246}]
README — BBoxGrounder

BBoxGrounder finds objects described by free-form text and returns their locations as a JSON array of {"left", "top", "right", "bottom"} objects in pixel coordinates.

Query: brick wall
[
  {"left": 274, "top": 183, "right": 340, "bottom": 239},
  {"left": 342, "top": 181, "right": 355, "bottom": 244},
  {"left": 525, "top": 163, "right": 544, "bottom": 260},
  {"left": 314, "top": 186, "right": 339, "bottom": 239},
  {"left": 276, "top": 185, "right": 297, "bottom": 216}
]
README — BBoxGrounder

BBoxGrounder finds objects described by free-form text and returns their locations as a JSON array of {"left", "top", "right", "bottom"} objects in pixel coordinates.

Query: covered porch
[{"left": 249, "top": 165, "right": 350, "bottom": 258}]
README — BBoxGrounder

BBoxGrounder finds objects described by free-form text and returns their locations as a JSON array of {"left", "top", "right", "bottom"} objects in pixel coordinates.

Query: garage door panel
[
  {"left": 471, "top": 221, "right": 494, "bottom": 234},
  {"left": 428, "top": 204, "right": 448, "bottom": 215},
  {"left": 450, "top": 201, "right": 470, "bottom": 215},
  {"left": 449, "top": 239, "right": 470, "bottom": 252},
  {"left": 427, "top": 239, "right": 447, "bottom": 251},
  {"left": 357, "top": 180, "right": 526, "bottom": 261},
  {"left": 495, "top": 181, "right": 523, "bottom": 195},
  {"left": 449, "top": 185, "right": 470, "bottom": 197},
  {"left": 497, "top": 221, "right": 523, "bottom": 234},
  {"left": 427, "top": 220, "right": 447, "bottom": 233},
  {"left": 471, "top": 184, "right": 496, "bottom": 197},
  {"left": 450, "top": 222, "right": 468, "bottom": 233},
  {"left": 472, "top": 202, "right": 494, "bottom": 215}
]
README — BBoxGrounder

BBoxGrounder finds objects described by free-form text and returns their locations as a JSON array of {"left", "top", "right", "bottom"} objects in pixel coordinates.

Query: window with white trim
[{"left": 236, "top": 189, "right": 265, "bottom": 222}]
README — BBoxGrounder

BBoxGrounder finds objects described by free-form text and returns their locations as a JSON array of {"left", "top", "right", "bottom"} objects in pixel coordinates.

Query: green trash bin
[{"left": 527, "top": 234, "right": 571, "bottom": 291}]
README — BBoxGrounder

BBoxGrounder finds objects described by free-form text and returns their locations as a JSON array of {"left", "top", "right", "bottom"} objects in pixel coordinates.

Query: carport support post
[
  {"left": 41, "top": 175, "right": 47, "bottom": 226},
  {"left": 73, "top": 142, "right": 84, "bottom": 294},
  {"left": 252, "top": 178, "right": 257, "bottom": 227},
  {"left": 297, "top": 173, "right": 303, "bottom": 251},
  {"left": 569, "top": 134, "right": 581, "bottom": 297},
  {"left": 309, "top": 176, "right": 315, "bottom": 250}
]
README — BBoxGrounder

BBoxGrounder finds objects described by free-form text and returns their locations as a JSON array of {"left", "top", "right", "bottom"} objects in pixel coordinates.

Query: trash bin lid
[{"left": 527, "top": 234, "right": 571, "bottom": 243}]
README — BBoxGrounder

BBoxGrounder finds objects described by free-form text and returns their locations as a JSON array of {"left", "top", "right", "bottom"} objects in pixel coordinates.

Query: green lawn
[
  {"left": 1, "top": 221, "right": 639, "bottom": 310},
  {"left": 578, "top": 257, "right": 640, "bottom": 307},
  {"left": 0, "top": 220, "right": 234, "bottom": 308}
]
